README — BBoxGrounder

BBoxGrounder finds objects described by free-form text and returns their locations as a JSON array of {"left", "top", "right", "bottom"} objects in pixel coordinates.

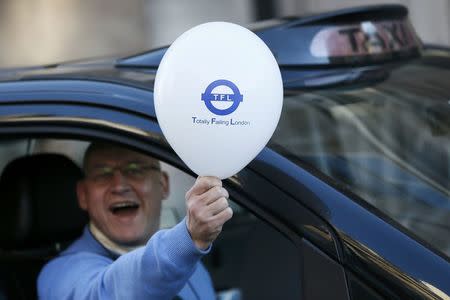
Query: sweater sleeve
[{"left": 37, "top": 218, "right": 210, "bottom": 300}]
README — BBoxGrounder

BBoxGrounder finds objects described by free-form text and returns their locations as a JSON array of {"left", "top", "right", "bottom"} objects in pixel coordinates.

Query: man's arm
[{"left": 38, "top": 176, "right": 232, "bottom": 299}]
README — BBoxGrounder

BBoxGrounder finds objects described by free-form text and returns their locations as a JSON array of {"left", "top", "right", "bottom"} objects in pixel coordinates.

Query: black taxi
[{"left": 0, "top": 4, "right": 449, "bottom": 300}]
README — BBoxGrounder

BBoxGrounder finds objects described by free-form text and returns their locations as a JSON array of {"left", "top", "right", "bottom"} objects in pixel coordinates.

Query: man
[{"left": 38, "top": 142, "right": 233, "bottom": 299}]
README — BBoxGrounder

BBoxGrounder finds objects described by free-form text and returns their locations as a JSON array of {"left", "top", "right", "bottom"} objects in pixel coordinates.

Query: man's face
[{"left": 77, "top": 146, "right": 169, "bottom": 246}]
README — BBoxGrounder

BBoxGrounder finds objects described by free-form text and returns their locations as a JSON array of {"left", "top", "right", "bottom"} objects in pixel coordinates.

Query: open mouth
[{"left": 109, "top": 201, "right": 140, "bottom": 215}]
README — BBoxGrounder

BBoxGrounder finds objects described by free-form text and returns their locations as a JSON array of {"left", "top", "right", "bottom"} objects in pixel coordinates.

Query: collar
[{"left": 89, "top": 222, "right": 144, "bottom": 257}]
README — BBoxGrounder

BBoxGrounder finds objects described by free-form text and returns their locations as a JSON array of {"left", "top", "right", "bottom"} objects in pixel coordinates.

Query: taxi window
[
  {"left": 270, "top": 56, "right": 450, "bottom": 258},
  {"left": 0, "top": 137, "right": 302, "bottom": 299}
]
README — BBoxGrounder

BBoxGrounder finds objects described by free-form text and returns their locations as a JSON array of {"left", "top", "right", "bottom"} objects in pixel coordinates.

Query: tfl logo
[{"left": 201, "top": 79, "right": 243, "bottom": 116}]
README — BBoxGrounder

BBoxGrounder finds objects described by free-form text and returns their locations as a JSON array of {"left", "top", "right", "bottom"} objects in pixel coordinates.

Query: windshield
[{"left": 270, "top": 52, "right": 450, "bottom": 258}]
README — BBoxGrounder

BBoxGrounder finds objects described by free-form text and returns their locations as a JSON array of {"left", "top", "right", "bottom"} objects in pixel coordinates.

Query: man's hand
[{"left": 185, "top": 176, "right": 233, "bottom": 250}]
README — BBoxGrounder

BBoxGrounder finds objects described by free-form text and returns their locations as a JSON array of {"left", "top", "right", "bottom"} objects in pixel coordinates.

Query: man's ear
[
  {"left": 76, "top": 180, "right": 88, "bottom": 211},
  {"left": 160, "top": 171, "right": 170, "bottom": 200}
]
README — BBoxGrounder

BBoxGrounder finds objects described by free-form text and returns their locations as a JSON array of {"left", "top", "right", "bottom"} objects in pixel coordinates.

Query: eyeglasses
[{"left": 86, "top": 162, "right": 161, "bottom": 184}]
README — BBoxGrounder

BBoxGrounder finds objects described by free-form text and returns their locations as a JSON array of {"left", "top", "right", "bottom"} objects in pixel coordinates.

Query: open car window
[{"left": 0, "top": 137, "right": 302, "bottom": 300}]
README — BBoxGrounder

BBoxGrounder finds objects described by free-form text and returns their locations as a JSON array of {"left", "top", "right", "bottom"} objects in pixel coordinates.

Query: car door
[{"left": 0, "top": 78, "right": 353, "bottom": 300}]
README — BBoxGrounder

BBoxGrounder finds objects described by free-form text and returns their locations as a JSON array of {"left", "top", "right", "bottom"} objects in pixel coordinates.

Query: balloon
[{"left": 154, "top": 22, "right": 283, "bottom": 179}]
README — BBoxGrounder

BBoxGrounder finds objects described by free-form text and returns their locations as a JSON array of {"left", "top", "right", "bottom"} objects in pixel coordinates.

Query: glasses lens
[
  {"left": 89, "top": 166, "right": 114, "bottom": 182},
  {"left": 87, "top": 163, "right": 161, "bottom": 182}
]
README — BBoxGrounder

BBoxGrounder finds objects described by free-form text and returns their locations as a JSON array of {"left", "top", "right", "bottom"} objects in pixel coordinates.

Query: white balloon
[{"left": 154, "top": 22, "right": 283, "bottom": 179}]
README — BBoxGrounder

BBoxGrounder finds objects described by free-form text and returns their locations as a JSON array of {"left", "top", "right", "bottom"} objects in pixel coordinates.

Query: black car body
[{"left": 0, "top": 4, "right": 449, "bottom": 300}]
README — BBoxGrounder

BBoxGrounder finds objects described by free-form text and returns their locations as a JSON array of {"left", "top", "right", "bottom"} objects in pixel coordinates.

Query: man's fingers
[
  {"left": 186, "top": 191, "right": 228, "bottom": 223},
  {"left": 202, "top": 185, "right": 229, "bottom": 205},
  {"left": 198, "top": 207, "right": 233, "bottom": 243},
  {"left": 207, "top": 197, "right": 230, "bottom": 216},
  {"left": 213, "top": 207, "right": 233, "bottom": 224},
  {"left": 186, "top": 176, "right": 222, "bottom": 200},
  {"left": 187, "top": 185, "right": 228, "bottom": 207}
]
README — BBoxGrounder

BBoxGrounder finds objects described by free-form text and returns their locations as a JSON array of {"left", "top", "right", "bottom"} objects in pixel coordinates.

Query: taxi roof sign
[
  {"left": 257, "top": 5, "right": 422, "bottom": 66},
  {"left": 118, "top": 5, "right": 422, "bottom": 69}
]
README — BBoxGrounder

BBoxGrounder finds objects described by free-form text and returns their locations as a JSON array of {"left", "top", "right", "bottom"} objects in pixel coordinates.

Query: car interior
[
  {"left": 0, "top": 137, "right": 302, "bottom": 300},
  {"left": 0, "top": 149, "right": 88, "bottom": 299}
]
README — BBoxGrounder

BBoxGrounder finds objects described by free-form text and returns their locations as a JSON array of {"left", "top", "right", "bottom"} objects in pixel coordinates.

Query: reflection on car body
[{"left": 0, "top": 4, "right": 449, "bottom": 300}]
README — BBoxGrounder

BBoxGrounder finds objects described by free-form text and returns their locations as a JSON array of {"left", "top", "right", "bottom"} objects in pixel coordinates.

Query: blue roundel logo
[{"left": 201, "top": 79, "right": 243, "bottom": 116}]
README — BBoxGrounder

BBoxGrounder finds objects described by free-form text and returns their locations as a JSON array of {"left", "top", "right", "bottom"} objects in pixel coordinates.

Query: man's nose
[{"left": 110, "top": 170, "right": 131, "bottom": 193}]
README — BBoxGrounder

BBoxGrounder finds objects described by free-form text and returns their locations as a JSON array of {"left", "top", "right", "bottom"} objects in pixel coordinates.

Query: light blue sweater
[{"left": 37, "top": 219, "right": 215, "bottom": 299}]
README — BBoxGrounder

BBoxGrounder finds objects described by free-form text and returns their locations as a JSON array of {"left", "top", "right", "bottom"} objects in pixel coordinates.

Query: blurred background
[{"left": 0, "top": 0, "right": 448, "bottom": 67}]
